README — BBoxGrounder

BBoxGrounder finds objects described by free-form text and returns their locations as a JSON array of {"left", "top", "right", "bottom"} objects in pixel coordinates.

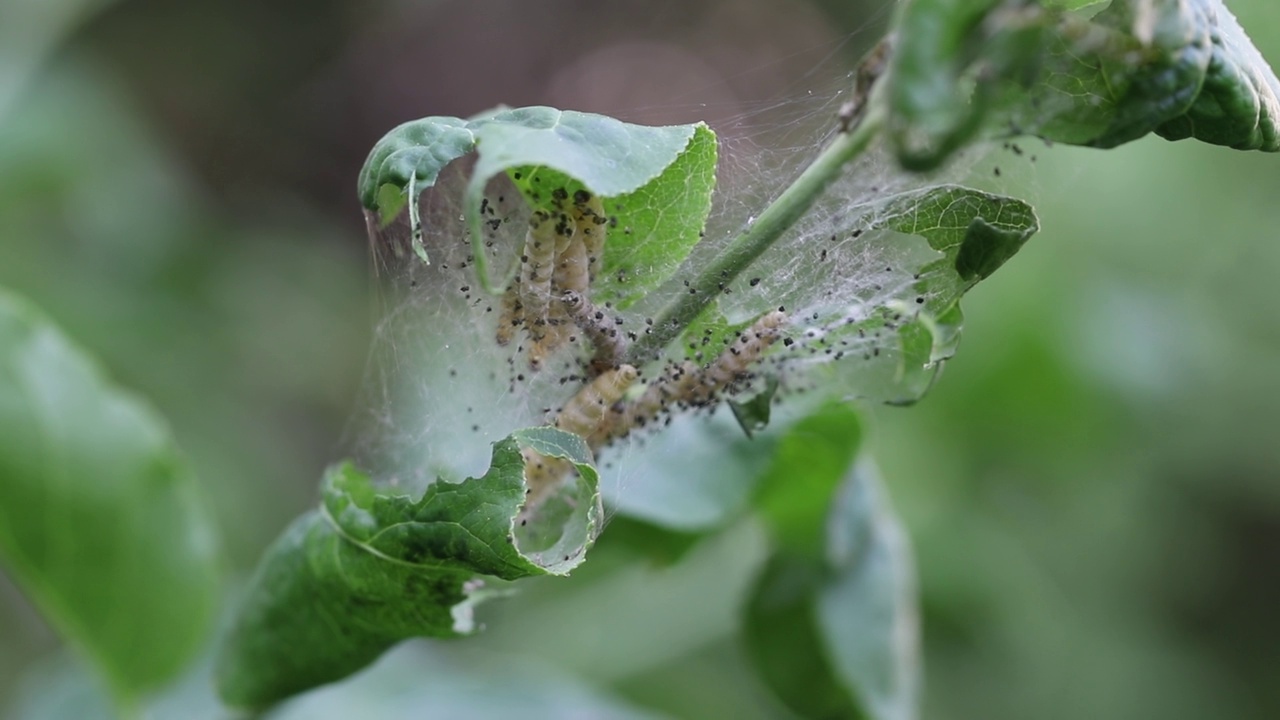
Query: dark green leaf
[
  {"left": 216, "top": 427, "right": 601, "bottom": 710},
  {"left": 885, "top": 0, "right": 1049, "bottom": 170},
  {"left": 744, "top": 405, "right": 918, "bottom": 720},
  {"left": 0, "top": 288, "right": 220, "bottom": 703},
  {"left": 886, "top": 0, "right": 1280, "bottom": 169}
]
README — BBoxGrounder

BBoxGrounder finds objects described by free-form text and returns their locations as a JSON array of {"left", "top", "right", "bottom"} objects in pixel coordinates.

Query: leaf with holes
[
  {"left": 0, "top": 288, "right": 220, "bottom": 705},
  {"left": 216, "top": 427, "right": 601, "bottom": 710}
]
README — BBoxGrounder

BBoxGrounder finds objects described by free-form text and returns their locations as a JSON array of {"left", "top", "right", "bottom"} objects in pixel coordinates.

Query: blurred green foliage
[{"left": 3, "top": 0, "right": 1280, "bottom": 718}]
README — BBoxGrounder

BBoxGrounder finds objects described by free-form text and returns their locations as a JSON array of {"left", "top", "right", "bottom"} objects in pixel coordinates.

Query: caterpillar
[
  {"left": 573, "top": 191, "right": 607, "bottom": 283},
  {"left": 601, "top": 310, "right": 789, "bottom": 446},
  {"left": 562, "top": 290, "right": 628, "bottom": 375},
  {"left": 522, "top": 364, "right": 638, "bottom": 507},
  {"left": 495, "top": 210, "right": 556, "bottom": 348},
  {"left": 496, "top": 187, "right": 612, "bottom": 371}
]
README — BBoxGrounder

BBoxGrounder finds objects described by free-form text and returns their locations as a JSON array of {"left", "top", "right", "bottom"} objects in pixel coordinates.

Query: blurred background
[{"left": 2, "top": 0, "right": 1279, "bottom": 718}]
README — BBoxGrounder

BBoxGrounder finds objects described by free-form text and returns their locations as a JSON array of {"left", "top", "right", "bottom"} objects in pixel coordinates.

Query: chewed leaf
[
  {"left": 0, "top": 289, "right": 220, "bottom": 703},
  {"left": 216, "top": 427, "right": 601, "bottom": 710}
]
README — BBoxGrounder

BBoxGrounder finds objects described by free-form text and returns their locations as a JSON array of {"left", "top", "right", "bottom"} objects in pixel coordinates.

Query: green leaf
[
  {"left": 357, "top": 107, "right": 716, "bottom": 296},
  {"left": 752, "top": 403, "right": 863, "bottom": 560},
  {"left": 744, "top": 407, "right": 919, "bottom": 720},
  {"left": 0, "top": 288, "right": 220, "bottom": 704},
  {"left": 216, "top": 427, "right": 602, "bottom": 710},
  {"left": 886, "top": 0, "right": 1280, "bottom": 169},
  {"left": 802, "top": 185, "right": 1038, "bottom": 405},
  {"left": 0, "top": 0, "right": 117, "bottom": 120},
  {"left": 885, "top": 0, "right": 1049, "bottom": 170},
  {"left": 602, "top": 405, "right": 785, "bottom": 531},
  {"left": 602, "top": 399, "right": 855, "bottom": 536},
  {"left": 1152, "top": 0, "right": 1280, "bottom": 151}
]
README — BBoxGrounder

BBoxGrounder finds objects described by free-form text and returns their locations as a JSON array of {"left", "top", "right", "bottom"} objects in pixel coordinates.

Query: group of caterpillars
[
  {"left": 524, "top": 318, "right": 789, "bottom": 509},
  {"left": 496, "top": 187, "right": 791, "bottom": 514},
  {"left": 496, "top": 187, "right": 612, "bottom": 371}
]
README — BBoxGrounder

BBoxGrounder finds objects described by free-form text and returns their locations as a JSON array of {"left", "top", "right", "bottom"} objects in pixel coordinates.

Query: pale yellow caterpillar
[
  {"left": 607, "top": 360, "right": 700, "bottom": 441},
  {"left": 553, "top": 215, "right": 590, "bottom": 299},
  {"left": 572, "top": 191, "right": 607, "bottom": 283},
  {"left": 516, "top": 211, "right": 561, "bottom": 368},
  {"left": 554, "top": 364, "right": 638, "bottom": 439},
  {"left": 522, "top": 364, "right": 638, "bottom": 507},
  {"left": 700, "top": 310, "right": 787, "bottom": 392}
]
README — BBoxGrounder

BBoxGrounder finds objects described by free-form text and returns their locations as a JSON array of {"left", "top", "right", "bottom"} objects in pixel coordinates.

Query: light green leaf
[
  {"left": 216, "top": 427, "right": 602, "bottom": 710},
  {"left": 744, "top": 405, "right": 918, "bottom": 720},
  {"left": 800, "top": 184, "right": 1038, "bottom": 405},
  {"left": 602, "top": 405, "right": 785, "bottom": 531},
  {"left": 358, "top": 107, "right": 716, "bottom": 296},
  {"left": 0, "top": 288, "right": 220, "bottom": 704}
]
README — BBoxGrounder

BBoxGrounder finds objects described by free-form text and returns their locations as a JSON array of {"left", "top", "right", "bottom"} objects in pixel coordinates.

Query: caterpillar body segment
[
  {"left": 496, "top": 188, "right": 611, "bottom": 370},
  {"left": 573, "top": 193, "right": 607, "bottom": 283},
  {"left": 495, "top": 287, "right": 524, "bottom": 346},
  {"left": 518, "top": 211, "right": 560, "bottom": 367},
  {"left": 703, "top": 310, "right": 788, "bottom": 390},
  {"left": 606, "top": 360, "right": 701, "bottom": 442},
  {"left": 554, "top": 364, "right": 639, "bottom": 440},
  {"left": 521, "top": 364, "right": 637, "bottom": 513},
  {"left": 562, "top": 290, "right": 628, "bottom": 374},
  {"left": 553, "top": 218, "right": 590, "bottom": 299}
]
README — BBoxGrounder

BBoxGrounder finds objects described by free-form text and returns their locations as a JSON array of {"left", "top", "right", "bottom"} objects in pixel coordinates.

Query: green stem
[{"left": 625, "top": 103, "right": 886, "bottom": 365}]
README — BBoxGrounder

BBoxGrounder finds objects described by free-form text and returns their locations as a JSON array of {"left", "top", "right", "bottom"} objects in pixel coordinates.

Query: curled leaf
[
  {"left": 216, "top": 427, "right": 601, "bottom": 710},
  {"left": 358, "top": 107, "right": 715, "bottom": 298}
]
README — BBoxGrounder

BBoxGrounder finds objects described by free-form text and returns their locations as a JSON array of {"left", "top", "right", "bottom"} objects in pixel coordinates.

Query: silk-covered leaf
[
  {"left": 216, "top": 427, "right": 601, "bottom": 710},
  {"left": 357, "top": 107, "right": 716, "bottom": 298},
  {"left": 0, "top": 288, "right": 220, "bottom": 704},
  {"left": 803, "top": 184, "right": 1038, "bottom": 405}
]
